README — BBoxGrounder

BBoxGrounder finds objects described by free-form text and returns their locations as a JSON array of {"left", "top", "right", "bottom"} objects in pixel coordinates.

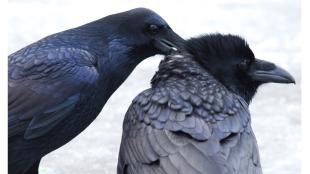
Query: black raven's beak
[
  {"left": 250, "top": 59, "right": 295, "bottom": 84},
  {"left": 153, "top": 30, "right": 185, "bottom": 55}
]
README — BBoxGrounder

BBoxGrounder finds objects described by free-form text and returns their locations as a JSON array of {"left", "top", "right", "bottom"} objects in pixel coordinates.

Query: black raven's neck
[
  {"left": 96, "top": 41, "right": 148, "bottom": 97},
  {"left": 65, "top": 17, "right": 114, "bottom": 37},
  {"left": 47, "top": 18, "right": 118, "bottom": 56}
]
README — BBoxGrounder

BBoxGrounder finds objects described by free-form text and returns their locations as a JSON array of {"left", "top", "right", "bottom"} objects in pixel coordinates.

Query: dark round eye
[
  {"left": 148, "top": 24, "right": 160, "bottom": 34},
  {"left": 238, "top": 59, "right": 251, "bottom": 70}
]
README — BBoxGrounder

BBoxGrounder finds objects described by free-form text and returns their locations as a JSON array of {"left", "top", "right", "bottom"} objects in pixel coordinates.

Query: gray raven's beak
[{"left": 250, "top": 59, "right": 295, "bottom": 84}]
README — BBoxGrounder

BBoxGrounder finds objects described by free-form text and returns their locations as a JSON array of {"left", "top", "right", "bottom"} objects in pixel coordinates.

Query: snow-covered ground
[{"left": 8, "top": 0, "right": 300, "bottom": 173}]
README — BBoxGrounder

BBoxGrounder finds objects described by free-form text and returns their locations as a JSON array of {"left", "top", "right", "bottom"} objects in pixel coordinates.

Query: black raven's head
[
  {"left": 105, "top": 8, "right": 184, "bottom": 58},
  {"left": 186, "top": 34, "right": 295, "bottom": 103}
]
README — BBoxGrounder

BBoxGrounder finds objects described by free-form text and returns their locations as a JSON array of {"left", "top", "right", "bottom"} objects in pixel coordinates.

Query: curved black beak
[
  {"left": 250, "top": 59, "right": 295, "bottom": 84},
  {"left": 153, "top": 30, "right": 185, "bottom": 55}
]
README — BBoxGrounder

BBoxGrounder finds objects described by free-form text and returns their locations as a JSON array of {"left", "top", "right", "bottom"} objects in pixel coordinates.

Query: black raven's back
[
  {"left": 8, "top": 20, "right": 132, "bottom": 173},
  {"left": 117, "top": 54, "right": 262, "bottom": 174},
  {"left": 8, "top": 38, "right": 105, "bottom": 174}
]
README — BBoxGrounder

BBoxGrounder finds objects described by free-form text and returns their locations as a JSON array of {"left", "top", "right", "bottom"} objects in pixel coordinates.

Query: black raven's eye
[{"left": 148, "top": 24, "right": 160, "bottom": 35}]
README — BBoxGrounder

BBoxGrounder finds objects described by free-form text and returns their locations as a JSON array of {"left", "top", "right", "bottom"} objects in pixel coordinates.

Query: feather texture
[{"left": 117, "top": 54, "right": 262, "bottom": 174}]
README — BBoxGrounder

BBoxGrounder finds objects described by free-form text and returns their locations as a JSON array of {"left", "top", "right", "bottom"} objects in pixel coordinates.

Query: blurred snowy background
[{"left": 8, "top": 0, "right": 300, "bottom": 174}]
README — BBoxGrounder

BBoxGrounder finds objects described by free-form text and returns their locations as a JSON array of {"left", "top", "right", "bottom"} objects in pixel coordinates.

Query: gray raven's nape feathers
[{"left": 186, "top": 33, "right": 255, "bottom": 61}]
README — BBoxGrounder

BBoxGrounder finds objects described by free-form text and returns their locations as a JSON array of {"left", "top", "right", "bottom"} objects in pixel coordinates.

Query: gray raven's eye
[
  {"left": 238, "top": 59, "right": 251, "bottom": 70},
  {"left": 148, "top": 24, "right": 160, "bottom": 34}
]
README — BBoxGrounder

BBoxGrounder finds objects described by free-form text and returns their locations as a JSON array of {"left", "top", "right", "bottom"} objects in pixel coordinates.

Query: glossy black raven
[
  {"left": 117, "top": 34, "right": 295, "bottom": 174},
  {"left": 8, "top": 8, "right": 184, "bottom": 174}
]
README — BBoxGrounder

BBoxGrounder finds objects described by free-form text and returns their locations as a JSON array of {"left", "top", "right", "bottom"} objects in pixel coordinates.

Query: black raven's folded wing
[
  {"left": 8, "top": 46, "right": 99, "bottom": 140},
  {"left": 118, "top": 77, "right": 262, "bottom": 174}
]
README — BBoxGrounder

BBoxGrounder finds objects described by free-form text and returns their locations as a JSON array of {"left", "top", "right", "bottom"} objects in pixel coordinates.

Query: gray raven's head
[{"left": 186, "top": 34, "right": 295, "bottom": 103}]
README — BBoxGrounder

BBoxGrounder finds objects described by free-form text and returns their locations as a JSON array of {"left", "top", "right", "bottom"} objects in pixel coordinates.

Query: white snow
[{"left": 8, "top": 0, "right": 300, "bottom": 173}]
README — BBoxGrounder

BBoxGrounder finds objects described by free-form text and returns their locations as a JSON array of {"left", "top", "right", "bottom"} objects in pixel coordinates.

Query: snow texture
[{"left": 8, "top": 0, "right": 300, "bottom": 173}]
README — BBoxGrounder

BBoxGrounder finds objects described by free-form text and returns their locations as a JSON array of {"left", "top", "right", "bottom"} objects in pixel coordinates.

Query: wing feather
[{"left": 8, "top": 47, "right": 99, "bottom": 139}]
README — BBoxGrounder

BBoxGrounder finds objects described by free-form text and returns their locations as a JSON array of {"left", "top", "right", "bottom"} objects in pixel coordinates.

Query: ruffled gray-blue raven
[{"left": 117, "top": 34, "right": 295, "bottom": 174}]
